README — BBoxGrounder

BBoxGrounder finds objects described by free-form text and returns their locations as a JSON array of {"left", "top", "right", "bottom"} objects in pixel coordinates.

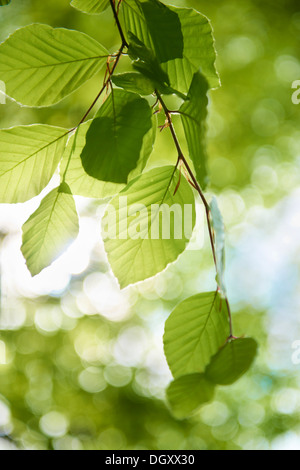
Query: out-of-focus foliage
[{"left": 0, "top": 0, "right": 300, "bottom": 450}]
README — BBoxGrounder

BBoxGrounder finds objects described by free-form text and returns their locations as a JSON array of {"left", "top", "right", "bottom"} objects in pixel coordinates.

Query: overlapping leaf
[
  {"left": 61, "top": 123, "right": 124, "bottom": 199},
  {"left": 205, "top": 338, "right": 258, "bottom": 385},
  {"left": 81, "top": 89, "right": 153, "bottom": 184},
  {"left": 112, "top": 72, "right": 155, "bottom": 96},
  {"left": 22, "top": 183, "right": 79, "bottom": 276},
  {"left": 70, "top": 0, "right": 109, "bottom": 14},
  {"left": 164, "top": 291, "right": 230, "bottom": 378},
  {"left": 180, "top": 72, "right": 209, "bottom": 189},
  {"left": 103, "top": 166, "right": 196, "bottom": 288},
  {"left": 167, "top": 373, "right": 215, "bottom": 419},
  {"left": 0, "top": 125, "right": 68, "bottom": 203},
  {"left": 121, "top": 0, "right": 219, "bottom": 93},
  {"left": 0, "top": 24, "right": 109, "bottom": 106}
]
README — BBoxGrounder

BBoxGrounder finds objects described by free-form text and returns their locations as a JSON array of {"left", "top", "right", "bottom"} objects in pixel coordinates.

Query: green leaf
[
  {"left": 180, "top": 72, "right": 209, "bottom": 189},
  {"left": 0, "top": 24, "right": 109, "bottom": 106},
  {"left": 70, "top": 0, "right": 109, "bottom": 14},
  {"left": 0, "top": 125, "right": 68, "bottom": 203},
  {"left": 121, "top": 0, "right": 219, "bottom": 93},
  {"left": 210, "top": 197, "right": 226, "bottom": 294},
  {"left": 127, "top": 114, "right": 156, "bottom": 181},
  {"left": 81, "top": 89, "right": 153, "bottom": 184},
  {"left": 21, "top": 183, "right": 79, "bottom": 276},
  {"left": 205, "top": 338, "right": 258, "bottom": 385},
  {"left": 167, "top": 374, "right": 215, "bottom": 419},
  {"left": 0, "top": 0, "right": 11, "bottom": 6},
  {"left": 102, "top": 166, "right": 196, "bottom": 288},
  {"left": 127, "top": 33, "right": 187, "bottom": 100},
  {"left": 112, "top": 72, "right": 155, "bottom": 96},
  {"left": 123, "top": 0, "right": 184, "bottom": 63},
  {"left": 61, "top": 122, "right": 124, "bottom": 199},
  {"left": 164, "top": 291, "right": 230, "bottom": 378},
  {"left": 127, "top": 33, "right": 170, "bottom": 90}
]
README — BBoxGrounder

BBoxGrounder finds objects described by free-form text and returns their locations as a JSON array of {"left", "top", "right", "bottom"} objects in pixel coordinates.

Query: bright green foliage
[
  {"left": 0, "top": 0, "right": 11, "bottom": 5},
  {"left": 103, "top": 166, "right": 196, "bottom": 288},
  {"left": 164, "top": 291, "right": 230, "bottom": 378},
  {"left": 0, "top": 0, "right": 257, "bottom": 430},
  {"left": 121, "top": 0, "right": 219, "bottom": 93},
  {"left": 0, "top": 24, "right": 108, "bottom": 106},
  {"left": 70, "top": 0, "right": 109, "bottom": 14},
  {"left": 180, "top": 72, "right": 209, "bottom": 189},
  {"left": 21, "top": 183, "right": 79, "bottom": 276},
  {"left": 166, "top": 374, "right": 215, "bottom": 419},
  {"left": 205, "top": 338, "right": 258, "bottom": 385},
  {"left": 81, "top": 90, "right": 153, "bottom": 184},
  {"left": 210, "top": 197, "right": 226, "bottom": 294},
  {"left": 61, "top": 123, "right": 124, "bottom": 198},
  {"left": 112, "top": 72, "right": 155, "bottom": 96},
  {"left": 0, "top": 125, "right": 67, "bottom": 203}
]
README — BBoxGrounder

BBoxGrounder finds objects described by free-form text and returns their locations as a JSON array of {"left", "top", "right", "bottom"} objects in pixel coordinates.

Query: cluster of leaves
[{"left": 0, "top": 0, "right": 257, "bottom": 417}]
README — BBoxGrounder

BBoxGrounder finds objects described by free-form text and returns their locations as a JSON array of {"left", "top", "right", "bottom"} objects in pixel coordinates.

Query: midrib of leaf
[
  {"left": 186, "top": 291, "right": 219, "bottom": 369},
  {"left": 28, "top": 190, "right": 60, "bottom": 263},
  {"left": 0, "top": 131, "right": 68, "bottom": 177},
  {"left": 4, "top": 55, "right": 109, "bottom": 71},
  {"left": 111, "top": 169, "right": 185, "bottom": 278}
]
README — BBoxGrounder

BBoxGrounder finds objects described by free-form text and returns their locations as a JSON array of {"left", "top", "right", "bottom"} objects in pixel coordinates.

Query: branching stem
[{"left": 155, "top": 90, "right": 233, "bottom": 337}]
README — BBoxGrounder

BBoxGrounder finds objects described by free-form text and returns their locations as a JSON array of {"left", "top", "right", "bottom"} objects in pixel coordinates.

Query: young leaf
[
  {"left": 205, "top": 338, "right": 258, "bottom": 385},
  {"left": 21, "top": 183, "right": 79, "bottom": 276},
  {"left": 121, "top": 0, "right": 219, "bottom": 93},
  {"left": 167, "top": 374, "right": 215, "bottom": 419},
  {"left": 127, "top": 33, "right": 170, "bottom": 91},
  {"left": 180, "top": 72, "right": 209, "bottom": 189},
  {"left": 102, "top": 166, "right": 196, "bottom": 288},
  {"left": 61, "top": 122, "right": 124, "bottom": 199},
  {"left": 0, "top": 125, "right": 68, "bottom": 203},
  {"left": 210, "top": 197, "right": 226, "bottom": 295},
  {"left": 112, "top": 72, "right": 155, "bottom": 96},
  {"left": 70, "top": 0, "right": 109, "bottom": 15},
  {"left": 0, "top": 24, "right": 109, "bottom": 106},
  {"left": 81, "top": 89, "right": 152, "bottom": 184},
  {"left": 127, "top": 33, "right": 187, "bottom": 100},
  {"left": 164, "top": 291, "right": 230, "bottom": 378}
]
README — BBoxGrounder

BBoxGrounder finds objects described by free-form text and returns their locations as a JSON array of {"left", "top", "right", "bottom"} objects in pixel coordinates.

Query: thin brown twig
[{"left": 155, "top": 90, "right": 233, "bottom": 336}]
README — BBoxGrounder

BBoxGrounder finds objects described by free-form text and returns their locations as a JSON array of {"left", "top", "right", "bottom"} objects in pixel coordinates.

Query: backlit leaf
[
  {"left": 205, "top": 338, "right": 258, "bottom": 385},
  {"left": 102, "top": 166, "right": 196, "bottom": 288},
  {"left": 0, "top": 125, "right": 68, "bottom": 203},
  {"left": 0, "top": 24, "right": 109, "bottom": 106},
  {"left": 167, "top": 374, "right": 215, "bottom": 419},
  {"left": 21, "top": 183, "right": 79, "bottom": 276},
  {"left": 70, "top": 0, "right": 109, "bottom": 14},
  {"left": 121, "top": 0, "right": 219, "bottom": 93},
  {"left": 180, "top": 72, "right": 209, "bottom": 189},
  {"left": 164, "top": 291, "right": 230, "bottom": 378}
]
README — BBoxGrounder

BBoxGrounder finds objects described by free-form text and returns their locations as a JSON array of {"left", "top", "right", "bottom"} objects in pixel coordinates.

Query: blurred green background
[{"left": 0, "top": 0, "right": 300, "bottom": 450}]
